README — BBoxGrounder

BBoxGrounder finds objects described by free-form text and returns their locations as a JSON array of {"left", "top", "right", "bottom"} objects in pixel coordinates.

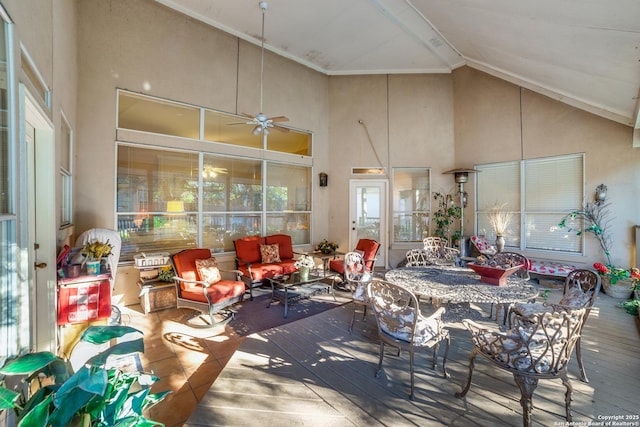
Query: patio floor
[{"left": 124, "top": 285, "right": 640, "bottom": 426}]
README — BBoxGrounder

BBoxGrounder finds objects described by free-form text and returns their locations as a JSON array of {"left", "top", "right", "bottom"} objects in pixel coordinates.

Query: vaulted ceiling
[{"left": 156, "top": 0, "right": 640, "bottom": 130}]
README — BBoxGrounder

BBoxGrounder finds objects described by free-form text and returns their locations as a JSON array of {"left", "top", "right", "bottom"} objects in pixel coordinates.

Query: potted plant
[
  {"left": 486, "top": 203, "right": 513, "bottom": 252},
  {"left": 315, "top": 239, "right": 338, "bottom": 254},
  {"left": 432, "top": 192, "right": 462, "bottom": 246},
  {"left": 294, "top": 255, "right": 316, "bottom": 281},
  {"left": 559, "top": 200, "right": 638, "bottom": 299},
  {"left": 0, "top": 325, "right": 169, "bottom": 426},
  {"left": 81, "top": 240, "right": 113, "bottom": 275}
]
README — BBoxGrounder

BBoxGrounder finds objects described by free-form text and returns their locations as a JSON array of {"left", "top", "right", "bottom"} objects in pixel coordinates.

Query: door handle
[{"left": 34, "top": 262, "right": 47, "bottom": 269}]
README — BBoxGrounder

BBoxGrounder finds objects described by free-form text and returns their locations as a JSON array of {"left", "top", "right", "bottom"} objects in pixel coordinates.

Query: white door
[
  {"left": 349, "top": 180, "right": 387, "bottom": 268},
  {"left": 24, "top": 89, "right": 57, "bottom": 352}
]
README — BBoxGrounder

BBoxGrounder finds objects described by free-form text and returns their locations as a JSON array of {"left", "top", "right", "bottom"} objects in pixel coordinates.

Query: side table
[{"left": 138, "top": 279, "right": 177, "bottom": 314}]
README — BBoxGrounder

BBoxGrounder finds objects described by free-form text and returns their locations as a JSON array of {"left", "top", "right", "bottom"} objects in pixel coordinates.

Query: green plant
[
  {"left": 558, "top": 201, "right": 613, "bottom": 266},
  {"left": 81, "top": 240, "right": 113, "bottom": 261},
  {"left": 315, "top": 239, "right": 338, "bottom": 254},
  {"left": 619, "top": 298, "right": 640, "bottom": 316},
  {"left": 157, "top": 265, "right": 174, "bottom": 282},
  {"left": 0, "top": 326, "right": 170, "bottom": 426},
  {"left": 432, "top": 192, "right": 461, "bottom": 244}
]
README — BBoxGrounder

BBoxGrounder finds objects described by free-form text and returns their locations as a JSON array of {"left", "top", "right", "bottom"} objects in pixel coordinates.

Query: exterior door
[
  {"left": 349, "top": 180, "right": 387, "bottom": 268},
  {"left": 24, "top": 89, "right": 57, "bottom": 352}
]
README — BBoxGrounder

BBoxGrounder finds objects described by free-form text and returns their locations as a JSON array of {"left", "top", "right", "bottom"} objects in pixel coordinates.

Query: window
[
  {"left": 59, "top": 112, "right": 72, "bottom": 226},
  {"left": 392, "top": 168, "right": 430, "bottom": 243},
  {"left": 117, "top": 145, "right": 312, "bottom": 261},
  {"left": 476, "top": 154, "right": 584, "bottom": 253}
]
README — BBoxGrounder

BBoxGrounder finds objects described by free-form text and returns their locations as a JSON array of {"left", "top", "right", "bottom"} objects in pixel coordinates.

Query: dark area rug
[{"left": 228, "top": 286, "right": 351, "bottom": 336}]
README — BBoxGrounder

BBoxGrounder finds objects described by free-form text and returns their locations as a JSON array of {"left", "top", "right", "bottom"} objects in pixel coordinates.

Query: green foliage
[
  {"left": 558, "top": 201, "right": 613, "bottom": 266},
  {"left": 0, "top": 326, "right": 169, "bottom": 426},
  {"left": 432, "top": 192, "right": 462, "bottom": 244},
  {"left": 619, "top": 298, "right": 640, "bottom": 316}
]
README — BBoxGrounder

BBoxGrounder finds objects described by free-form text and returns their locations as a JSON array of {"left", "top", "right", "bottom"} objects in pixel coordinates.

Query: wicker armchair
[
  {"left": 367, "top": 280, "right": 450, "bottom": 400},
  {"left": 508, "top": 269, "right": 601, "bottom": 382},
  {"left": 456, "top": 306, "right": 587, "bottom": 427}
]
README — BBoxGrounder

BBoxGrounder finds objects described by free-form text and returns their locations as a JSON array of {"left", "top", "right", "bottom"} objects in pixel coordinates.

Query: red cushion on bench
[
  {"left": 180, "top": 279, "right": 245, "bottom": 304},
  {"left": 234, "top": 236, "right": 266, "bottom": 266},
  {"left": 265, "top": 234, "right": 294, "bottom": 259}
]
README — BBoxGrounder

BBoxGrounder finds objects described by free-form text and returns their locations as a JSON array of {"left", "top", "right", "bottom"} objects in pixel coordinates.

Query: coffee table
[{"left": 267, "top": 271, "right": 333, "bottom": 318}]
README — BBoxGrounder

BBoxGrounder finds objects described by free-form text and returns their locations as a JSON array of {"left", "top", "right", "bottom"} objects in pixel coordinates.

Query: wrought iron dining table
[{"left": 384, "top": 266, "right": 538, "bottom": 318}]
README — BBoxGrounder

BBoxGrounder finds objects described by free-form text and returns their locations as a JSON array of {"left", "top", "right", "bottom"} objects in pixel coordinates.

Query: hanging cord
[{"left": 358, "top": 119, "right": 385, "bottom": 168}]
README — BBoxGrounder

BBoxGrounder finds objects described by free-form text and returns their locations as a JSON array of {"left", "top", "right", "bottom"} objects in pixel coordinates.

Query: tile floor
[{"left": 117, "top": 304, "right": 245, "bottom": 426}]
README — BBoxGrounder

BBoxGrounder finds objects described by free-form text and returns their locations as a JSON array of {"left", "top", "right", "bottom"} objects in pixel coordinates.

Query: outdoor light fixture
[
  {"left": 443, "top": 168, "right": 479, "bottom": 242},
  {"left": 319, "top": 172, "right": 328, "bottom": 187},
  {"left": 595, "top": 184, "right": 607, "bottom": 204}
]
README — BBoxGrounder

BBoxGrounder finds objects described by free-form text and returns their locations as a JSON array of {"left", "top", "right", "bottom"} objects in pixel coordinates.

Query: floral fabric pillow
[
  {"left": 195, "top": 257, "right": 221, "bottom": 285},
  {"left": 260, "top": 244, "right": 281, "bottom": 264}
]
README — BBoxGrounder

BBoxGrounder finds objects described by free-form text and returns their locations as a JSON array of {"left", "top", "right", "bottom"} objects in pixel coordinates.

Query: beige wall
[
  {"left": 454, "top": 67, "right": 639, "bottom": 268},
  {"left": 9, "top": 0, "right": 637, "bottom": 306}
]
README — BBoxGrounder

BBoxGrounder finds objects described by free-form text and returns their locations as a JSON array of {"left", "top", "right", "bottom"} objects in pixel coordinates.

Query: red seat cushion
[
  {"left": 172, "top": 248, "right": 214, "bottom": 292},
  {"left": 355, "top": 239, "right": 380, "bottom": 271},
  {"left": 265, "top": 234, "right": 294, "bottom": 260},
  {"left": 329, "top": 259, "right": 345, "bottom": 275},
  {"left": 180, "top": 279, "right": 245, "bottom": 304},
  {"left": 238, "top": 263, "right": 285, "bottom": 281},
  {"left": 234, "top": 236, "right": 266, "bottom": 267}
]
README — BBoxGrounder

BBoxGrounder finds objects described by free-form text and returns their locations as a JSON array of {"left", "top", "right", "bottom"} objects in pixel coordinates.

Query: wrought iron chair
[
  {"left": 422, "top": 237, "right": 459, "bottom": 265},
  {"left": 342, "top": 251, "right": 374, "bottom": 332},
  {"left": 508, "top": 269, "right": 601, "bottom": 382},
  {"left": 404, "top": 248, "right": 431, "bottom": 266},
  {"left": 456, "top": 306, "right": 587, "bottom": 427},
  {"left": 367, "top": 280, "right": 450, "bottom": 400},
  {"left": 172, "top": 248, "right": 245, "bottom": 328},
  {"left": 328, "top": 238, "right": 380, "bottom": 279},
  {"left": 470, "top": 235, "right": 498, "bottom": 257},
  {"left": 485, "top": 251, "right": 531, "bottom": 323}
]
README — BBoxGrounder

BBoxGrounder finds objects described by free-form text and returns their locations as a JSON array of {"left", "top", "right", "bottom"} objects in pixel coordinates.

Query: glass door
[{"left": 349, "top": 180, "right": 387, "bottom": 268}]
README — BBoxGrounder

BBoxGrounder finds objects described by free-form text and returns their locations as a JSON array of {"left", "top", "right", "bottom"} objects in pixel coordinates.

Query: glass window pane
[
  {"left": 477, "top": 162, "right": 520, "bottom": 210},
  {"left": 202, "top": 213, "right": 262, "bottom": 253},
  {"left": 392, "top": 168, "right": 430, "bottom": 242},
  {"left": 203, "top": 109, "right": 262, "bottom": 149},
  {"left": 266, "top": 213, "right": 310, "bottom": 245},
  {"left": 526, "top": 213, "right": 578, "bottom": 252},
  {"left": 266, "top": 163, "right": 310, "bottom": 211},
  {"left": 203, "top": 155, "right": 262, "bottom": 212},
  {"left": 266, "top": 128, "right": 311, "bottom": 156},
  {"left": 60, "top": 173, "right": 72, "bottom": 225},
  {"left": 118, "top": 91, "right": 200, "bottom": 139},
  {"left": 117, "top": 214, "right": 198, "bottom": 258},
  {"left": 60, "top": 115, "right": 71, "bottom": 172},
  {"left": 524, "top": 155, "right": 583, "bottom": 212},
  {"left": 117, "top": 146, "right": 199, "bottom": 214}
]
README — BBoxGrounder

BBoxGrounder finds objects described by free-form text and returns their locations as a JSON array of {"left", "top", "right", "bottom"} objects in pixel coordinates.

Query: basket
[{"left": 134, "top": 252, "right": 171, "bottom": 268}]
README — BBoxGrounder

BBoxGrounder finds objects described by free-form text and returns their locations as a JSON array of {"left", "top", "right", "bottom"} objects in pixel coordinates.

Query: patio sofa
[{"left": 234, "top": 234, "right": 298, "bottom": 300}]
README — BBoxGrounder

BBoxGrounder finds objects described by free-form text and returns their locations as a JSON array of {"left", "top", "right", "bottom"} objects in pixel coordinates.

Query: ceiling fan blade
[
  {"left": 273, "top": 124, "right": 290, "bottom": 133},
  {"left": 228, "top": 121, "right": 254, "bottom": 125},
  {"left": 268, "top": 116, "right": 289, "bottom": 123},
  {"left": 239, "top": 112, "right": 256, "bottom": 119}
]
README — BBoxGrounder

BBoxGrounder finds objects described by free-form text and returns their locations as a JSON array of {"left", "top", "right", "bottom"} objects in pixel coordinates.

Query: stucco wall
[{"left": 454, "top": 67, "right": 639, "bottom": 268}]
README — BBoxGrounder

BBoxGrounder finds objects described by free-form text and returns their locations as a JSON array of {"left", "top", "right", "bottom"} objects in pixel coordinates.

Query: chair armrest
[
  {"left": 173, "top": 276, "right": 211, "bottom": 288},
  {"left": 235, "top": 257, "right": 253, "bottom": 267}
]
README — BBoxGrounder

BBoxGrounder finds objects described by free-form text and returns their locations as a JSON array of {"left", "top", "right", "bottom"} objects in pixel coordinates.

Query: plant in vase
[
  {"left": 315, "top": 239, "right": 338, "bottom": 254},
  {"left": 432, "top": 192, "right": 462, "bottom": 246},
  {"left": 81, "top": 240, "right": 113, "bottom": 275},
  {"left": 294, "top": 255, "right": 316, "bottom": 280},
  {"left": 559, "top": 200, "right": 636, "bottom": 299},
  {"left": 486, "top": 203, "right": 513, "bottom": 252}
]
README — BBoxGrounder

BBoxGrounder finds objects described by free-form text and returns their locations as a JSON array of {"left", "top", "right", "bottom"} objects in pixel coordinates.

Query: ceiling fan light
[
  {"left": 263, "top": 127, "right": 270, "bottom": 135},
  {"left": 252, "top": 126, "right": 262, "bottom": 135}
]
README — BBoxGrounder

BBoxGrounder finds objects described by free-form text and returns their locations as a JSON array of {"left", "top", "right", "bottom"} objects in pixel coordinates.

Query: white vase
[
  {"left": 299, "top": 267, "right": 310, "bottom": 282},
  {"left": 495, "top": 235, "right": 506, "bottom": 253}
]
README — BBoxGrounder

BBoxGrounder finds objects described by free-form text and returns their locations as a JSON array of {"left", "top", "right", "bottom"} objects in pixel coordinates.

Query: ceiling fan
[{"left": 232, "top": 1, "right": 289, "bottom": 135}]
